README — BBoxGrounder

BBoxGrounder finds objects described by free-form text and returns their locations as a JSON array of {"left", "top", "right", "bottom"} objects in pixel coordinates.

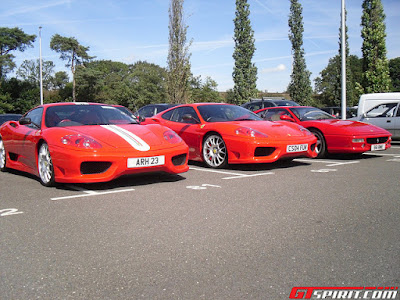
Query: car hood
[
  {"left": 60, "top": 124, "right": 168, "bottom": 150},
  {"left": 228, "top": 121, "right": 308, "bottom": 138},
  {"left": 304, "top": 119, "right": 391, "bottom": 136}
]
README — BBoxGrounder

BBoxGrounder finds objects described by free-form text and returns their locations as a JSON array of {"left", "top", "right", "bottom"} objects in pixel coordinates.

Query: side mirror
[
  {"left": 280, "top": 115, "right": 295, "bottom": 122},
  {"left": 19, "top": 117, "right": 32, "bottom": 125},
  {"left": 182, "top": 114, "right": 199, "bottom": 124},
  {"left": 137, "top": 115, "right": 146, "bottom": 123}
]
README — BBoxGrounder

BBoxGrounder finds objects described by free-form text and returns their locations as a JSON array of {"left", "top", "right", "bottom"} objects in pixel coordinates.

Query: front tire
[
  {"left": 38, "top": 142, "right": 55, "bottom": 186},
  {"left": 309, "top": 129, "right": 327, "bottom": 158},
  {"left": 0, "top": 138, "right": 7, "bottom": 171},
  {"left": 202, "top": 134, "right": 228, "bottom": 168}
]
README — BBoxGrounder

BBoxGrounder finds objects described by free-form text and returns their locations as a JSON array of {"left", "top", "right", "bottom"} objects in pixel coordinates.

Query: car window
[
  {"left": 138, "top": 106, "right": 155, "bottom": 117},
  {"left": 365, "top": 103, "right": 397, "bottom": 118},
  {"left": 161, "top": 109, "right": 174, "bottom": 121},
  {"left": 259, "top": 109, "right": 291, "bottom": 121},
  {"left": 198, "top": 105, "right": 261, "bottom": 122},
  {"left": 45, "top": 105, "right": 138, "bottom": 127},
  {"left": 397, "top": 104, "right": 400, "bottom": 117},
  {"left": 169, "top": 107, "right": 199, "bottom": 124},
  {"left": 25, "top": 107, "right": 44, "bottom": 128}
]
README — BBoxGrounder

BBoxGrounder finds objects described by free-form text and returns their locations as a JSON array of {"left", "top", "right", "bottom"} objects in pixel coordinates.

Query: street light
[
  {"left": 341, "top": 0, "right": 346, "bottom": 120},
  {"left": 39, "top": 26, "right": 43, "bottom": 105}
]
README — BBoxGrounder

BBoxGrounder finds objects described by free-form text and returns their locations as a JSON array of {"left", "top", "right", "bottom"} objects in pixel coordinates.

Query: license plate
[
  {"left": 127, "top": 155, "right": 165, "bottom": 168},
  {"left": 287, "top": 144, "right": 308, "bottom": 153},
  {"left": 371, "top": 144, "right": 385, "bottom": 151}
]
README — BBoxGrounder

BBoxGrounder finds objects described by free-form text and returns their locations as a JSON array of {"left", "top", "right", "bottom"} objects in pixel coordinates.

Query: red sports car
[
  {"left": 143, "top": 103, "right": 318, "bottom": 168},
  {"left": 254, "top": 106, "right": 392, "bottom": 158},
  {"left": 0, "top": 103, "right": 189, "bottom": 186}
]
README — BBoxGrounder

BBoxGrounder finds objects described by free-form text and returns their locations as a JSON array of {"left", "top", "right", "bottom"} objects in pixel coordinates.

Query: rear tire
[
  {"left": 38, "top": 142, "right": 55, "bottom": 187},
  {"left": 0, "top": 138, "right": 7, "bottom": 172},
  {"left": 309, "top": 129, "right": 327, "bottom": 158}
]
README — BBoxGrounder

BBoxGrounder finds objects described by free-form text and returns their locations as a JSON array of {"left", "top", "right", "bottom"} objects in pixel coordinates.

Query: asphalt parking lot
[{"left": 1, "top": 143, "right": 399, "bottom": 299}]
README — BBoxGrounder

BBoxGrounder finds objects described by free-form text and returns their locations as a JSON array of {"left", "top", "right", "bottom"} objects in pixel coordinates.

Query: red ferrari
[
  {"left": 143, "top": 103, "right": 318, "bottom": 168},
  {"left": 0, "top": 103, "right": 189, "bottom": 186},
  {"left": 254, "top": 106, "right": 392, "bottom": 158}
]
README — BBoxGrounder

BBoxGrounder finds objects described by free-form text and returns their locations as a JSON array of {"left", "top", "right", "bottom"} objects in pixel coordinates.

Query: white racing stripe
[{"left": 101, "top": 125, "right": 150, "bottom": 151}]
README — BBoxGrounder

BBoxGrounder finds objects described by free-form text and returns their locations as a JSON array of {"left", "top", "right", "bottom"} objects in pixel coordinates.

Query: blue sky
[{"left": 1, "top": 0, "right": 399, "bottom": 93}]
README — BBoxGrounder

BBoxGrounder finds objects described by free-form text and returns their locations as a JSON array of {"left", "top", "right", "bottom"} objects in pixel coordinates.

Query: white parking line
[
  {"left": 295, "top": 158, "right": 360, "bottom": 166},
  {"left": 51, "top": 188, "right": 135, "bottom": 201},
  {"left": 189, "top": 166, "right": 274, "bottom": 180}
]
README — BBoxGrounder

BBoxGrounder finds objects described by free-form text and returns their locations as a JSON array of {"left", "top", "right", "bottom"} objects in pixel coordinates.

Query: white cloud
[{"left": 261, "top": 64, "right": 286, "bottom": 74}]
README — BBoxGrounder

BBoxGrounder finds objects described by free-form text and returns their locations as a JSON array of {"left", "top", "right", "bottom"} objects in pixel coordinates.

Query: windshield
[
  {"left": 197, "top": 105, "right": 262, "bottom": 122},
  {"left": 290, "top": 107, "right": 335, "bottom": 121},
  {"left": 45, "top": 104, "right": 139, "bottom": 127}
]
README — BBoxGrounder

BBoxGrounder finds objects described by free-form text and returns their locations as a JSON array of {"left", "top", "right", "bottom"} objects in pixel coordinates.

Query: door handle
[{"left": 386, "top": 120, "right": 391, "bottom": 123}]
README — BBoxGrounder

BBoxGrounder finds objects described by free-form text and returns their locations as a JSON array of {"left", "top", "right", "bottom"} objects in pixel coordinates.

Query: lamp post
[
  {"left": 39, "top": 26, "right": 43, "bottom": 105},
  {"left": 341, "top": 0, "right": 346, "bottom": 120}
]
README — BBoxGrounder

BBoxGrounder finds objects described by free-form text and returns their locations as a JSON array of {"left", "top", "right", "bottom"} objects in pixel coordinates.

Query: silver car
[{"left": 356, "top": 102, "right": 400, "bottom": 139}]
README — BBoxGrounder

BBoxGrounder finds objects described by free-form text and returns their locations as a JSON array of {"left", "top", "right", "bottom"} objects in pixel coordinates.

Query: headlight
[
  {"left": 163, "top": 130, "right": 182, "bottom": 144},
  {"left": 352, "top": 138, "right": 365, "bottom": 143},
  {"left": 299, "top": 126, "right": 312, "bottom": 136},
  {"left": 61, "top": 134, "right": 102, "bottom": 149},
  {"left": 235, "top": 127, "right": 268, "bottom": 138}
]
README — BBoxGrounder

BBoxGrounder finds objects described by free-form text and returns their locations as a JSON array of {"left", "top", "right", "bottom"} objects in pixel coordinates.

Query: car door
[
  {"left": 393, "top": 103, "right": 400, "bottom": 138},
  {"left": 14, "top": 107, "right": 44, "bottom": 171},
  {"left": 160, "top": 106, "right": 202, "bottom": 159},
  {"left": 362, "top": 102, "right": 397, "bottom": 135}
]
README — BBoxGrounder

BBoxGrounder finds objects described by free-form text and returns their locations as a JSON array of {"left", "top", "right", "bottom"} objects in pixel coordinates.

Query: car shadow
[
  {"left": 326, "top": 153, "right": 381, "bottom": 160},
  {"left": 2, "top": 168, "right": 186, "bottom": 191},
  {"left": 56, "top": 172, "right": 186, "bottom": 191},
  {"left": 189, "top": 159, "right": 310, "bottom": 172}
]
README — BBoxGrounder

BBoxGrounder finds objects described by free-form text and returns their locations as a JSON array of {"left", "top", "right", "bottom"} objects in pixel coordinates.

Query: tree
[
  {"left": 190, "top": 75, "right": 224, "bottom": 102},
  {"left": 232, "top": 0, "right": 258, "bottom": 105},
  {"left": 167, "top": 0, "right": 192, "bottom": 104},
  {"left": 314, "top": 10, "right": 361, "bottom": 107},
  {"left": 288, "top": 0, "right": 313, "bottom": 105},
  {"left": 314, "top": 55, "right": 363, "bottom": 107},
  {"left": 389, "top": 57, "right": 400, "bottom": 92},
  {"left": 0, "top": 27, "right": 36, "bottom": 80},
  {"left": 50, "top": 34, "right": 94, "bottom": 101},
  {"left": 361, "top": 0, "right": 391, "bottom": 93},
  {"left": 16, "top": 59, "right": 55, "bottom": 89}
]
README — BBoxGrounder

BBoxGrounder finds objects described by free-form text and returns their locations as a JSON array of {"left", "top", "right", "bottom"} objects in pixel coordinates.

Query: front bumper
[
  {"left": 224, "top": 135, "right": 318, "bottom": 164},
  {"left": 49, "top": 144, "right": 189, "bottom": 183},
  {"left": 325, "top": 135, "right": 391, "bottom": 154}
]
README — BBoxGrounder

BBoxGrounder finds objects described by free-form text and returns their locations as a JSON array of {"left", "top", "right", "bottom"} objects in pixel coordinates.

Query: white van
[
  {"left": 355, "top": 92, "right": 400, "bottom": 139},
  {"left": 357, "top": 92, "right": 400, "bottom": 117}
]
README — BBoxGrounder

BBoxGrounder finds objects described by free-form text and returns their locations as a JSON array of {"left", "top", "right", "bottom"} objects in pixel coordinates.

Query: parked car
[
  {"left": 0, "top": 114, "right": 22, "bottom": 125},
  {"left": 0, "top": 102, "right": 189, "bottom": 186},
  {"left": 320, "top": 107, "right": 357, "bottom": 119},
  {"left": 352, "top": 101, "right": 400, "bottom": 139},
  {"left": 136, "top": 104, "right": 177, "bottom": 118},
  {"left": 144, "top": 103, "right": 317, "bottom": 168},
  {"left": 254, "top": 106, "right": 392, "bottom": 158},
  {"left": 241, "top": 98, "right": 299, "bottom": 112}
]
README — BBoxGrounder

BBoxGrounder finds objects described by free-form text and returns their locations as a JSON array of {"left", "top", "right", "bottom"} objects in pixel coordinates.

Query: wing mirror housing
[
  {"left": 280, "top": 115, "right": 295, "bottom": 122},
  {"left": 19, "top": 117, "right": 32, "bottom": 125}
]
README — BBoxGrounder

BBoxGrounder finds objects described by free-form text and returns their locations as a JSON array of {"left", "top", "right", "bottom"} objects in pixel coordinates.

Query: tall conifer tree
[
  {"left": 167, "top": 0, "right": 192, "bottom": 104},
  {"left": 232, "top": 0, "right": 258, "bottom": 104},
  {"left": 361, "top": 0, "right": 391, "bottom": 93},
  {"left": 288, "top": 0, "right": 312, "bottom": 105}
]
